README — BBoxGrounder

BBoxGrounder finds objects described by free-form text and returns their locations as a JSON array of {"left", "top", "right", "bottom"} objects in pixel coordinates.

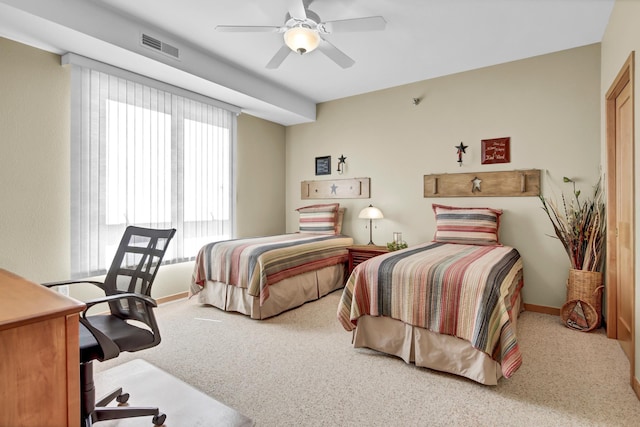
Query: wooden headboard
[{"left": 424, "top": 169, "right": 540, "bottom": 198}]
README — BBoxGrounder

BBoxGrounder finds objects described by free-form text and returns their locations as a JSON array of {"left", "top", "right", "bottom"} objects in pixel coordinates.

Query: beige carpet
[{"left": 95, "top": 291, "right": 640, "bottom": 426}]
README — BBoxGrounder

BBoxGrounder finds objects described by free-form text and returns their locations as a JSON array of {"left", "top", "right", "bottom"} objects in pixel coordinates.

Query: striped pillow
[
  {"left": 336, "top": 208, "right": 345, "bottom": 234},
  {"left": 432, "top": 204, "right": 502, "bottom": 245},
  {"left": 297, "top": 203, "right": 340, "bottom": 235}
]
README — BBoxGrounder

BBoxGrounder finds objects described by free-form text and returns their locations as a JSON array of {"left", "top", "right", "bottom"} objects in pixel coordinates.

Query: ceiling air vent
[{"left": 141, "top": 33, "right": 180, "bottom": 60}]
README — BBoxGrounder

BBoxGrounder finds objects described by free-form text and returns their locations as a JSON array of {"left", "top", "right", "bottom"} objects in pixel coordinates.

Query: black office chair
[{"left": 45, "top": 226, "right": 176, "bottom": 427}]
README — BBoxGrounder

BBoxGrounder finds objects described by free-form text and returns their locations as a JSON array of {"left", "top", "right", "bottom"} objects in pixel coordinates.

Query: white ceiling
[{"left": 0, "top": 0, "right": 614, "bottom": 125}]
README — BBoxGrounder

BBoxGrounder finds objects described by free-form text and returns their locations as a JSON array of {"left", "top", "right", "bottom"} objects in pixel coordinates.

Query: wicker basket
[
  {"left": 561, "top": 299, "right": 599, "bottom": 331},
  {"left": 561, "top": 268, "right": 604, "bottom": 331}
]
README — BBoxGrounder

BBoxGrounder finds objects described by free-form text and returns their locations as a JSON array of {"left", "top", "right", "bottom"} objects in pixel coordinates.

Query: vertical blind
[{"left": 68, "top": 55, "right": 237, "bottom": 278}]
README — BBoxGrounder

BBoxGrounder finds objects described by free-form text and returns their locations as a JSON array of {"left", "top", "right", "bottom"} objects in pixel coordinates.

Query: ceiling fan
[{"left": 215, "top": 0, "right": 386, "bottom": 69}]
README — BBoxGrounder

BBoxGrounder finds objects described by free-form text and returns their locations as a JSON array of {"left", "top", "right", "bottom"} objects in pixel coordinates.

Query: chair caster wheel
[
  {"left": 116, "top": 392, "right": 129, "bottom": 404},
  {"left": 152, "top": 413, "right": 166, "bottom": 426}
]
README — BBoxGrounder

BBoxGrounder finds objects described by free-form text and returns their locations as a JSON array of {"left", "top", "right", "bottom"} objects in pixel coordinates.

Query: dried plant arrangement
[{"left": 540, "top": 177, "right": 605, "bottom": 272}]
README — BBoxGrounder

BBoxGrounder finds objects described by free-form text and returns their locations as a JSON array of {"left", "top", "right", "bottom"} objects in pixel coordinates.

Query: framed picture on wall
[
  {"left": 481, "top": 137, "right": 511, "bottom": 164},
  {"left": 315, "top": 156, "right": 331, "bottom": 175}
]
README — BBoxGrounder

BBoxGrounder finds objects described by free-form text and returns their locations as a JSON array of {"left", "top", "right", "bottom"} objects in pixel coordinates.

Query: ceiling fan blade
[
  {"left": 288, "top": 0, "right": 307, "bottom": 20},
  {"left": 266, "top": 45, "right": 292, "bottom": 69},
  {"left": 216, "top": 25, "right": 282, "bottom": 33},
  {"left": 317, "top": 39, "right": 355, "bottom": 69},
  {"left": 321, "top": 16, "right": 386, "bottom": 33}
]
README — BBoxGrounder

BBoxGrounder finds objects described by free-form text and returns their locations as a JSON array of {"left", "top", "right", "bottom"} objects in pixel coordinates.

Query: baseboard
[
  {"left": 154, "top": 294, "right": 564, "bottom": 315},
  {"left": 154, "top": 297, "right": 572, "bottom": 317},
  {"left": 156, "top": 291, "right": 189, "bottom": 305},
  {"left": 149, "top": 294, "right": 563, "bottom": 316},
  {"left": 633, "top": 375, "right": 640, "bottom": 401},
  {"left": 523, "top": 303, "right": 560, "bottom": 316}
]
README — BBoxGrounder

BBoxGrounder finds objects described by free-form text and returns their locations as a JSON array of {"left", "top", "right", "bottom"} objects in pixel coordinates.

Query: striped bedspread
[
  {"left": 191, "top": 233, "right": 353, "bottom": 304},
  {"left": 337, "top": 242, "right": 523, "bottom": 378}
]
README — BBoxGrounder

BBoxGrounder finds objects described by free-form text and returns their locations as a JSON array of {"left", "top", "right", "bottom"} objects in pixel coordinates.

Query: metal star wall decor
[
  {"left": 455, "top": 142, "right": 467, "bottom": 166},
  {"left": 337, "top": 154, "right": 347, "bottom": 174}
]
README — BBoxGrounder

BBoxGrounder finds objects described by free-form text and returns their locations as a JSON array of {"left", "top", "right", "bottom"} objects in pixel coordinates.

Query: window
[{"left": 67, "top": 54, "right": 238, "bottom": 278}]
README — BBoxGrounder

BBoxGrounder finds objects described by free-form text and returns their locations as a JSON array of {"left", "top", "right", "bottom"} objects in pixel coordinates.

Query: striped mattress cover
[
  {"left": 337, "top": 241, "right": 524, "bottom": 378},
  {"left": 191, "top": 233, "right": 353, "bottom": 305}
]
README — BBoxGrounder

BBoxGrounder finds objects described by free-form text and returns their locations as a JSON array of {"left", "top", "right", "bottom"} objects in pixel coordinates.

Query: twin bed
[
  {"left": 190, "top": 203, "right": 353, "bottom": 319},
  {"left": 190, "top": 232, "right": 353, "bottom": 319},
  {"left": 190, "top": 203, "right": 524, "bottom": 385}
]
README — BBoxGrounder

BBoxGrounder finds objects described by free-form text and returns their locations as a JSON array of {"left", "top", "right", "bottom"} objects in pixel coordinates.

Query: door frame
[{"left": 605, "top": 52, "right": 635, "bottom": 389}]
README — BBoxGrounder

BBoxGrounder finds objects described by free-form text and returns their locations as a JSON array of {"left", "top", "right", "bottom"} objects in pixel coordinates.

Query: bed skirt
[
  {"left": 197, "top": 263, "right": 346, "bottom": 319},
  {"left": 352, "top": 294, "right": 523, "bottom": 385}
]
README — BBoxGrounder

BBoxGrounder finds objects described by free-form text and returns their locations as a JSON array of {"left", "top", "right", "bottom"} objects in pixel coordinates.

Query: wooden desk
[{"left": 0, "top": 269, "right": 85, "bottom": 427}]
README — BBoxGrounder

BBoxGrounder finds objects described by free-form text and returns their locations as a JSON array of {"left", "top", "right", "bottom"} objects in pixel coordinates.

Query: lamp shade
[
  {"left": 284, "top": 26, "right": 320, "bottom": 54},
  {"left": 358, "top": 205, "right": 384, "bottom": 220}
]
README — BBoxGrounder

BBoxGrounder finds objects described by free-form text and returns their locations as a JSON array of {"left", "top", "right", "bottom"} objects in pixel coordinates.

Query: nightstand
[{"left": 347, "top": 245, "right": 389, "bottom": 275}]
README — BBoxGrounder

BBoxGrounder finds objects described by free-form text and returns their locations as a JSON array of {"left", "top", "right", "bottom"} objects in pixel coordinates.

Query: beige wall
[
  {"left": 0, "top": 37, "right": 70, "bottom": 283},
  {"left": 286, "top": 44, "right": 602, "bottom": 310},
  {"left": 0, "top": 37, "right": 286, "bottom": 300},
  {"left": 0, "top": 36, "right": 605, "bottom": 310},
  {"left": 600, "top": 0, "right": 640, "bottom": 392},
  {"left": 236, "top": 113, "right": 286, "bottom": 238}
]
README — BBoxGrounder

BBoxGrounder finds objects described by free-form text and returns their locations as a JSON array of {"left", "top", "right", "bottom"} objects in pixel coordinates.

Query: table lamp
[{"left": 358, "top": 204, "right": 384, "bottom": 245}]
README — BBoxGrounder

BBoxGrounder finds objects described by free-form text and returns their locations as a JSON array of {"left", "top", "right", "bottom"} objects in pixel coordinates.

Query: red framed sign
[{"left": 481, "top": 137, "right": 510, "bottom": 164}]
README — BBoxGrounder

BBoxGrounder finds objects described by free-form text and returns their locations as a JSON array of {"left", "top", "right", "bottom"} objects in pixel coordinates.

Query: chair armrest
[
  {"left": 83, "top": 293, "right": 157, "bottom": 312},
  {"left": 42, "top": 279, "right": 107, "bottom": 292},
  {"left": 80, "top": 293, "right": 158, "bottom": 362}
]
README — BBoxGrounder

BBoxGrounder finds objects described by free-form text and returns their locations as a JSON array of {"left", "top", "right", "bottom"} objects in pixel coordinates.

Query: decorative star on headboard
[{"left": 471, "top": 177, "right": 482, "bottom": 192}]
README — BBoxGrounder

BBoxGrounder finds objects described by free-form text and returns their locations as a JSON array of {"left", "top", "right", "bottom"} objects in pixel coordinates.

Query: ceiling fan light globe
[{"left": 284, "top": 26, "right": 320, "bottom": 55}]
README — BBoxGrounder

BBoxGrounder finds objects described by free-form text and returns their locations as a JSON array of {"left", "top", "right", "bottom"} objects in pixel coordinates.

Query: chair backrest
[{"left": 103, "top": 226, "right": 176, "bottom": 320}]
